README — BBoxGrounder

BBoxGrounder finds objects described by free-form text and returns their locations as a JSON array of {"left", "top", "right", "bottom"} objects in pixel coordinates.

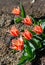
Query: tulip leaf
[
  {"left": 41, "top": 33, "right": 45, "bottom": 39},
  {"left": 42, "top": 40, "right": 45, "bottom": 47},
  {"left": 29, "top": 30, "right": 36, "bottom": 35},
  {"left": 18, "top": 56, "right": 29, "bottom": 65},
  {"left": 31, "top": 17, "right": 37, "bottom": 23},
  {"left": 38, "top": 19, "right": 45, "bottom": 29},
  {"left": 14, "top": 17, "right": 22, "bottom": 23},
  {"left": 30, "top": 15, "right": 37, "bottom": 25},
  {"left": 24, "top": 39, "right": 35, "bottom": 53},
  {"left": 31, "top": 38, "right": 42, "bottom": 49},
  {"left": 33, "top": 35, "right": 42, "bottom": 41},
  {"left": 18, "top": 40, "right": 36, "bottom": 65},
  {"left": 42, "top": 21, "right": 45, "bottom": 29},
  {"left": 20, "top": 3, "right": 26, "bottom": 18}
]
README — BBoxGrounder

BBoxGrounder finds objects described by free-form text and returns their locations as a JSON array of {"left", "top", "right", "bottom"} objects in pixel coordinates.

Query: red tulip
[
  {"left": 33, "top": 26, "right": 43, "bottom": 35},
  {"left": 22, "top": 16, "right": 33, "bottom": 26},
  {"left": 10, "top": 26, "right": 20, "bottom": 37},
  {"left": 10, "top": 36, "right": 24, "bottom": 51},
  {"left": 22, "top": 30, "right": 33, "bottom": 40},
  {"left": 12, "top": 7, "right": 21, "bottom": 15}
]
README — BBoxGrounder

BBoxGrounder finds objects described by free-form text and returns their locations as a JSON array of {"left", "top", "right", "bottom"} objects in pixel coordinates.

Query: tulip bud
[
  {"left": 12, "top": 7, "right": 21, "bottom": 15},
  {"left": 33, "top": 26, "right": 43, "bottom": 35},
  {"left": 11, "top": 36, "right": 24, "bottom": 51},
  {"left": 22, "top": 30, "right": 33, "bottom": 40},
  {"left": 10, "top": 26, "right": 20, "bottom": 37},
  {"left": 22, "top": 16, "right": 33, "bottom": 26}
]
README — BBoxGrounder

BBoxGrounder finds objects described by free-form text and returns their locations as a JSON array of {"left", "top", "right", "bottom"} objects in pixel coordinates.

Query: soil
[{"left": 0, "top": 0, "right": 45, "bottom": 65}]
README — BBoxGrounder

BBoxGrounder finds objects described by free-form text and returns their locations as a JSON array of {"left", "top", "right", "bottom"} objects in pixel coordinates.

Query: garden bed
[{"left": 0, "top": 0, "right": 45, "bottom": 65}]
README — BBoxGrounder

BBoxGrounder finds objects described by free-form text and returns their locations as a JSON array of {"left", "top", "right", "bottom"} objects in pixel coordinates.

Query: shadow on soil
[{"left": 32, "top": 47, "right": 45, "bottom": 65}]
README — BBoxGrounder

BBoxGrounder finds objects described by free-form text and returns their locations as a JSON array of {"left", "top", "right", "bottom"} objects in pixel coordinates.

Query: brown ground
[{"left": 0, "top": 0, "right": 45, "bottom": 65}]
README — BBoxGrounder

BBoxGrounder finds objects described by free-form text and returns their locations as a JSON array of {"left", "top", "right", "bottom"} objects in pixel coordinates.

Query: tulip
[
  {"left": 12, "top": 7, "right": 21, "bottom": 15},
  {"left": 10, "top": 26, "right": 20, "bottom": 37},
  {"left": 22, "top": 30, "right": 33, "bottom": 40},
  {"left": 10, "top": 36, "right": 24, "bottom": 51},
  {"left": 33, "top": 26, "right": 43, "bottom": 35},
  {"left": 22, "top": 16, "right": 33, "bottom": 26}
]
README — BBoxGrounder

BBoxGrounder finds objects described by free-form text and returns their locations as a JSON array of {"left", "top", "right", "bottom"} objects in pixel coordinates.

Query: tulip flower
[
  {"left": 10, "top": 26, "right": 20, "bottom": 37},
  {"left": 12, "top": 7, "right": 21, "bottom": 15},
  {"left": 22, "top": 16, "right": 33, "bottom": 26},
  {"left": 33, "top": 25, "right": 43, "bottom": 35},
  {"left": 22, "top": 30, "right": 33, "bottom": 40},
  {"left": 10, "top": 36, "right": 24, "bottom": 51}
]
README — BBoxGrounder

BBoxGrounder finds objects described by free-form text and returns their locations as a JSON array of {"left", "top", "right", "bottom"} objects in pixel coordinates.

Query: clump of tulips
[{"left": 7, "top": 3, "right": 45, "bottom": 65}]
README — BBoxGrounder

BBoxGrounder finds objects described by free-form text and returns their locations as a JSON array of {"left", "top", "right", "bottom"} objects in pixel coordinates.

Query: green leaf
[
  {"left": 31, "top": 38, "right": 42, "bottom": 49},
  {"left": 42, "top": 40, "right": 45, "bottom": 47},
  {"left": 20, "top": 3, "right": 26, "bottom": 18},
  {"left": 42, "top": 22, "right": 45, "bottom": 29},
  {"left": 14, "top": 17, "right": 22, "bottom": 23},
  {"left": 18, "top": 40, "right": 36, "bottom": 65},
  {"left": 41, "top": 33, "right": 45, "bottom": 39},
  {"left": 33, "top": 35, "right": 42, "bottom": 41},
  {"left": 31, "top": 17, "right": 37, "bottom": 23},
  {"left": 18, "top": 56, "right": 28, "bottom": 65},
  {"left": 36, "top": 19, "right": 42, "bottom": 26},
  {"left": 39, "top": 19, "right": 45, "bottom": 29},
  {"left": 29, "top": 30, "right": 36, "bottom": 35},
  {"left": 24, "top": 40, "right": 36, "bottom": 61},
  {"left": 30, "top": 15, "right": 37, "bottom": 25},
  {"left": 24, "top": 39, "right": 35, "bottom": 53}
]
